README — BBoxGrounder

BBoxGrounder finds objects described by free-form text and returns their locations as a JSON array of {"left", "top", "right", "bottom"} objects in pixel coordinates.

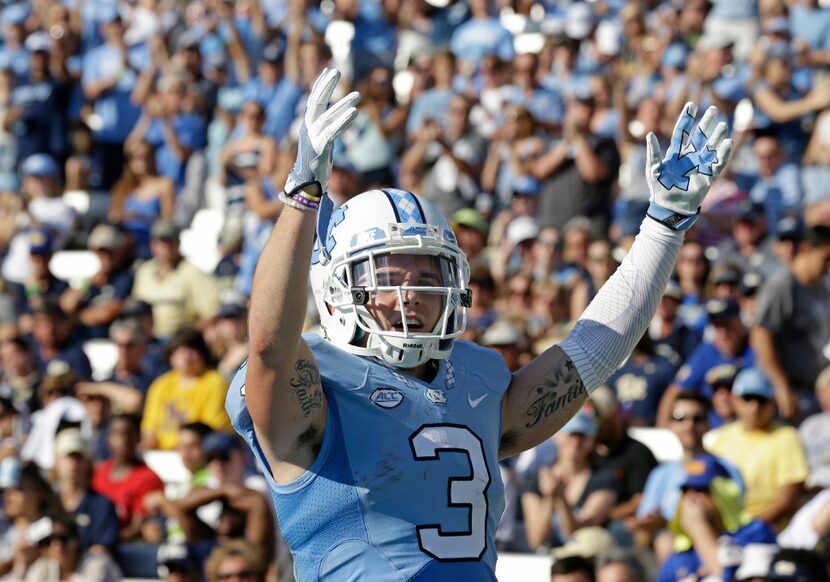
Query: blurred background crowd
[{"left": 1, "top": 0, "right": 830, "bottom": 580}]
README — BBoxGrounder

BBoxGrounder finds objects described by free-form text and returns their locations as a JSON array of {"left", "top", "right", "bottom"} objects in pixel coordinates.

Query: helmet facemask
[{"left": 314, "top": 221, "right": 471, "bottom": 368}]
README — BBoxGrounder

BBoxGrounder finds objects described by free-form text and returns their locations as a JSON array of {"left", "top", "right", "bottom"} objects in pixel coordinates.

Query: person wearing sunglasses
[
  {"left": 709, "top": 367, "right": 809, "bottom": 530},
  {"left": 205, "top": 540, "right": 265, "bottom": 582},
  {"left": 629, "top": 391, "right": 742, "bottom": 557}
]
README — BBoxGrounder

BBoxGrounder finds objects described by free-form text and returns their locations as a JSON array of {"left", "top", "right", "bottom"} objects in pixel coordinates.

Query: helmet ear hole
[{"left": 326, "top": 303, "right": 335, "bottom": 315}]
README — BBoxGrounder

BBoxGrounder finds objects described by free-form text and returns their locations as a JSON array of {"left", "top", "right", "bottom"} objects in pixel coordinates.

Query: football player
[{"left": 226, "top": 68, "right": 733, "bottom": 581}]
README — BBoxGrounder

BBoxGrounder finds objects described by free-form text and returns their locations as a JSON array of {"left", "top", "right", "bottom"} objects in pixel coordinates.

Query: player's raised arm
[
  {"left": 245, "top": 69, "right": 359, "bottom": 480},
  {"left": 500, "top": 103, "right": 733, "bottom": 458}
]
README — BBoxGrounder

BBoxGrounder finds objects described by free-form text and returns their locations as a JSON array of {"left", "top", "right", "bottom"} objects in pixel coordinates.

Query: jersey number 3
[{"left": 409, "top": 424, "right": 491, "bottom": 561}]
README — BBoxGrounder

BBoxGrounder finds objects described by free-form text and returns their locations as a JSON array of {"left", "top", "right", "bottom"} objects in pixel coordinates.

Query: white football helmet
[{"left": 310, "top": 188, "right": 472, "bottom": 368}]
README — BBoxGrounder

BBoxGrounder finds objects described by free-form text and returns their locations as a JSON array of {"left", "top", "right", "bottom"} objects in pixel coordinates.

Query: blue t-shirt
[
  {"left": 145, "top": 114, "right": 207, "bottom": 188},
  {"left": 675, "top": 342, "right": 755, "bottom": 399},
  {"left": 81, "top": 43, "right": 141, "bottom": 143},
  {"left": 227, "top": 335, "right": 513, "bottom": 581},
  {"left": 607, "top": 354, "right": 676, "bottom": 425},
  {"left": 76, "top": 489, "right": 119, "bottom": 553},
  {"left": 32, "top": 341, "right": 93, "bottom": 381},
  {"left": 78, "top": 269, "right": 134, "bottom": 339},
  {"left": 450, "top": 17, "right": 515, "bottom": 63},
  {"left": 637, "top": 459, "right": 745, "bottom": 521}
]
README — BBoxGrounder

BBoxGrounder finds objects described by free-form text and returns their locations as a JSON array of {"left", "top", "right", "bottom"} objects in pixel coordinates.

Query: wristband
[
  {"left": 646, "top": 202, "right": 700, "bottom": 231},
  {"left": 278, "top": 181, "right": 323, "bottom": 212}
]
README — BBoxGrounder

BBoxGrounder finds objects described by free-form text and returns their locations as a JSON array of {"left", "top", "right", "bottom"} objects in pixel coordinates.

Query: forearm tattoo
[
  {"left": 524, "top": 358, "right": 586, "bottom": 429},
  {"left": 289, "top": 359, "right": 323, "bottom": 418}
]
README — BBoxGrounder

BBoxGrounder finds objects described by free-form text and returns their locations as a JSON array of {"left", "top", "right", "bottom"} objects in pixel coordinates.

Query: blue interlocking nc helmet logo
[
  {"left": 658, "top": 119, "right": 719, "bottom": 192},
  {"left": 311, "top": 205, "right": 347, "bottom": 265}
]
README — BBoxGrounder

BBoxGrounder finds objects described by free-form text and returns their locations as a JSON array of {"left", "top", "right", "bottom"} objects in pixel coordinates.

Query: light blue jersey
[{"left": 226, "top": 334, "right": 511, "bottom": 581}]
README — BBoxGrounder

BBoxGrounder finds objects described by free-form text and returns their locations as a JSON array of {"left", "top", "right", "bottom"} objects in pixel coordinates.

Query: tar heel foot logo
[
  {"left": 425, "top": 388, "right": 447, "bottom": 405},
  {"left": 370, "top": 387, "right": 404, "bottom": 409}
]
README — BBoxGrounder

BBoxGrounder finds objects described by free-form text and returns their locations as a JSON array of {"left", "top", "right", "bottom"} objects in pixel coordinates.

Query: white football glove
[
  {"left": 645, "top": 102, "right": 733, "bottom": 229},
  {"left": 284, "top": 68, "right": 360, "bottom": 200}
]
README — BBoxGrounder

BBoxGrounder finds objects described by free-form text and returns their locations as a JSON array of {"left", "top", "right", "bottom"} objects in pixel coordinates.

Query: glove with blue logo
[
  {"left": 282, "top": 68, "right": 360, "bottom": 211},
  {"left": 645, "top": 102, "right": 733, "bottom": 231}
]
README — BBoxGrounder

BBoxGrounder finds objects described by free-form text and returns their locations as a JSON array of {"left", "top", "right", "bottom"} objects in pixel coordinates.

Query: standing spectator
[
  {"left": 797, "top": 366, "right": 830, "bottom": 489},
  {"left": 657, "top": 298, "right": 754, "bottom": 427},
  {"left": 713, "top": 201, "right": 775, "bottom": 279},
  {"left": 674, "top": 240, "right": 710, "bottom": 332},
  {"left": 708, "top": 368, "right": 809, "bottom": 528},
  {"left": 18, "top": 154, "right": 76, "bottom": 250},
  {"left": 751, "top": 225, "right": 830, "bottom": 421},
  {"left": 206, "top": 301, "right": 249, "bottom": 382},
  {"left": 449, "top": 0, "right": 514, "bottom": 72},
  {"left": 401, "top": 94, "right": 486, "bottom": 217},
  {"left": 140, "top": 328, "right": 230, "bottom": 450},
  {"left": 220, "top": 100, "right": 277, "bottom": 201},
  {"left": 533, "top": 87, "right": 620, "bottom": 234},
  {"left": 127, "top": 74, "right": 207, "bottom": 191},
  {"left": 51, "top": 428, "right": 119, "bottom": 554},
  {"left": 80, "top": 8, "right": 141, "bottom": 189},
  {"left": 109, "top": 140, "right": 175, "bottom": 259},
  {"left": 0, "top": 337, "right": 40, "bottom": 424},
  {"left": 132, "top": 220, "right": 220, "bottom": 340},
  {"left": 59, "top": 224, "right": 133, "bottom": 339},
  {"left": 550, "top": 556, "right": 596, "bottom": 582},
  {"left": 93, "top": 413, "right": 165, "bottom": 540}
]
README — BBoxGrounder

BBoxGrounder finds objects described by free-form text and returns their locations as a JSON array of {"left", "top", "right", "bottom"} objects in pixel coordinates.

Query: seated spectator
[
  {"left": 92, "top": 413, "right": 165, "bottom": 540},
  {"left": 0, "top": 396, "right": 21, "bottom": 459},
  {"left": 59, "top": 224, "right": 134, "bottom": 339},
  {"left": 205, "top": 298, "right": 249, "bottom": 381},
  {"left": 28, "top": 299, "right": 93, "bottom": 380},
  {"left": 50, "top": 428, "right": 119, "bottom": 554},
  {"left": 480, "top": 319, "right": 527, "bottom": 372},
  {"left": 708, "top": 368, "right": 809, "bottom": 529},
  {"left": 570, "top": 239, "right": 618, "bottom": 322},
  {"left": 595, "top": 549, "right": 647, "bottom": 582},
  {"left": 76, "top": 318, "right": 156, "bottom": 415},
  {"left": 20, "top": 361, "right": 90, "bottom": 470},
  {"left": 132, "top": 220, "right": 220, "bottom": 340},
  {"left": 9, "top": 228, "right": 67, "bottom": 333},
  {"left": 707, "top": 365, "right": 739, "bottom": 428},
  {"left": 0, "top": 336, "right": 41, "bottom": 427},
  {"left": 589, "top": 387, "right": 657, "bottom": 544},
  {"left": 712, "top": 201, "right": 776, "bottom": 279},
  {"left": 630, "top": 392, "right": 741, "bottom": 559},
  {"left": 23, "top": 514, "right": 122, "bottom": 582},
  {"left": 649, "top": 280, "right": 703, "bottom": 369},
  {"left": 156, "top": 542, "right": 201, "bottom": 582},
  {"left": 0, "top": 461, "right": 60, "bottom": 578},
  {"left": 141, "top": 327, "right": 231, "bottom": 450},
  {"left": 109, "top": 139, "right": 174, "bottom": 260},
  {"left": 657, "top": 298, "right": 754, "bottom": 428},
  {"left": 605, "top": 334, "right": 676, "bottom": 426},
  {"left": 522, "top": 409, "right": 617, "bottom": 551},
  {"left": 18, "top": 154, "right": 76, "bottom": 249},
  {"left": 78, "top": 377, "right": 112, "bottom": 461},
  {"left": 176, "top": 422, "right": 213, "bottom": 493},
  {"left": 799, "top": 366, "right": 830, "bottom": 489},
  {"left": 550, "top": 555, "right": 596, "bottom": 582},
  {"left": 673, "top": 240, "right": 710, "bottom": 333},
  {"left": 205, "top": 540, "right": 268, "bottom": 582},
  {"left": 656, "top": 454, "right": 776, "bottom": 582},
  {"left": 119, "top": 297, "right": 170, "bottom": 380}
]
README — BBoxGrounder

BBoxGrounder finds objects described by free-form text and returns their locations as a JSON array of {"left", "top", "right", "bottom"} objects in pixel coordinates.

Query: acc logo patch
[{"left": 370, "top": 387, "right": 404, "bottom": 409}]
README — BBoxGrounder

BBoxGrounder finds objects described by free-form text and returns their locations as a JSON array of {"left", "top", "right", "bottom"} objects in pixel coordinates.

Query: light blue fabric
[
  {"left": 450, "top": 18, "right": 515, "bottom": 63},
  {"left": 226, "top": 335, "right": 511, "bottom": 581}
]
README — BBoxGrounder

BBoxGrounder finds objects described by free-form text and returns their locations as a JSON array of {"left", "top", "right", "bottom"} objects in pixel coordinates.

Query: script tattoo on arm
[
  {"left": 524, "top": 358, "right": 586, "bottom": 428},
  {"left": 289, "top": 359, "right": 323, "bottom": 418}
]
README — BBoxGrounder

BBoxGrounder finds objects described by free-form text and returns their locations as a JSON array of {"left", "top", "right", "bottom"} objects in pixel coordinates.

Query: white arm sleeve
[{"left": 559, "top": 218, "right": 683, "bottom": 394}]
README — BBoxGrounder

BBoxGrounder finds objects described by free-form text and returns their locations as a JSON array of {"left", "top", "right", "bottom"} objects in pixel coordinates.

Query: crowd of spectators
[{"left": 1, "top": 0, "right": 830, "bottom": 580}]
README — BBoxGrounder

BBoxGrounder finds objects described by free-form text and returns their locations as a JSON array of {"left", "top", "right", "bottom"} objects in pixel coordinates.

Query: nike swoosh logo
[{"left": 468, "top": 393, "right": 487, "bottom": 408}]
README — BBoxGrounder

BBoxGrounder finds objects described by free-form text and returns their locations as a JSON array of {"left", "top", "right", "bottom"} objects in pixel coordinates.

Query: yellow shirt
[
  {"left": 132, "top": 258, "right": 219, "bottom": 338},
  {"left": 141, "top": 370, "right": 231, "bottom": 450},
  {"left": 708, "top": 421, "right": 808, "bottom": 519}
]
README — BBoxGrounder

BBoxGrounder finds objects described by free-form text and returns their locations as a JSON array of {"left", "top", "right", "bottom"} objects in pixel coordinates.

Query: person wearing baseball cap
[{"left": 709, "top": 367, "right": 809, "bottom": 528}]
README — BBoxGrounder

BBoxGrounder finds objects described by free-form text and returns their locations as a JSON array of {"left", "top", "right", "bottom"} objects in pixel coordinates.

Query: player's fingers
[
  {"left": 668, "top": 102, "right": 697, "bottom": 156},
  {"left": 706, "top": 121, "right": 728, "bottom": 151},
  {"left": 710, "top": 138, "right": 733, "bottom": 180},
  {"left": 323, "top": 106, "right": 359, "bottom": 143},
  {"left": 687, "top": 105, "right": 718, "bottom": 154},
  {"left": 646, "top": 132, "right": 662, "bottom": 174},
  {"left": 319, "top": 91, "right": 361, "bottom": 127}
]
